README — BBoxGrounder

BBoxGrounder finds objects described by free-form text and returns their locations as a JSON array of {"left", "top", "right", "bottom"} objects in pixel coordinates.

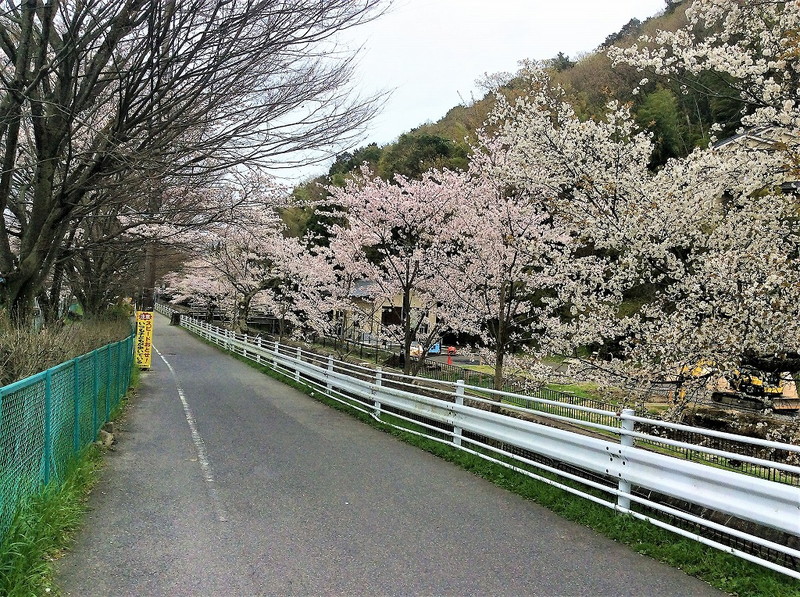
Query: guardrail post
[
  {"left": 453, "top": 379, "right": 464, "bottom": 447},
  {"left": 295, "top": 347, "right": 302, "bottom": 382},
  {"left": 617, "top": 408, "right": 635, "bottom": 510},
  {"left": 73, "top": 358, "right": 81, "bottom": 453},
  {"left": 43, "top": 370, "right": 53, "bottom": 485},
  {"left": 273, "top": 341, "right": 279, "bottom": 367},
  {"left": 326, "top": 355, "right": 334, "bottom": 394},
  {"left": 256, "top": 336, "right": 262, "bottom": 364},
  {"left": 374, "top": 368, "right": 382, "bottom": 419}
]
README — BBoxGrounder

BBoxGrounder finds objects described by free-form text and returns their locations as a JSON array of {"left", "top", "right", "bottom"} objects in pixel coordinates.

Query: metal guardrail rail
[
  {"left": 0, "top": 333, "right": 134, "bottom": 541},
  {"left": 157, "top": 304, "right": 800, "bottom": 579}
]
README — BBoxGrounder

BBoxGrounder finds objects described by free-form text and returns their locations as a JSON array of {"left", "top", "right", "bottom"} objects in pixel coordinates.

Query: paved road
[{"left": 56, "top": 313, "right": 723, "bottom": 596}]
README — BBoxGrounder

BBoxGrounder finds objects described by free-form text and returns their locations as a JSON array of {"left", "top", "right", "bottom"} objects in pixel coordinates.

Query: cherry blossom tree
[
  {"left": 37, "top": 170, "right": 276, "bottom": 318},
  {"left": 438, "top": 138, "right": 573, "bottom": 389},
  {"left": 487, "top": 69, "right": 800, "bottom": 407},
  {"left": 165, "top": 258, "right": 233, "bottom": 321},
  {"left": 601, "top": 0, "right": 800, "bottom": 404},
  {"left": 325, "top": 167, "right": 464, "bottom": 375},
  {"left": 199, "top": 201, "right": 288, "bottom": 333},
  {"left": 170, "top": 0, "right": 800, "bottom": 407},
  {"left": 169, "top": 199, "right": 345, "bottom": 340},
  {"left": 230, "top": 234, "right": 317, "bottom": 340}
]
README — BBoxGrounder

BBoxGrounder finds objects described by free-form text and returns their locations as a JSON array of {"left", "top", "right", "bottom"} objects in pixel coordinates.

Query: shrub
[{"left": 0, "top": 313, "right": 131, "bottom": 386}]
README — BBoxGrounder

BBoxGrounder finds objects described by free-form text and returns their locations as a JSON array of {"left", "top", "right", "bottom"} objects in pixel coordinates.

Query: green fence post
[
  {"left": 122, "top": 335, "right": 130, "bottom": 395},
  {"left": 128, "top": 334, "right": 134, "bottom": 387},
  {"left": 120, "top": 339, "right": 126, "bottom": 394},
  {"left": 123, "top": 337, "right": 130, "bottom": 392},
  {"left": 111, "top": 343, "right": 117, "bottom": 407},
  {"left": 73, "top": 358, "right": 81, "bottom": 453},
  {"left": 105, "top": 345, "right": 111, "bottom": 422},
  {"left": 114, "top": 342, "right": 121, "bottom": 405},
  {"left": 119, "top": 339, "right": 125, "bottom": 401},
  {"left": 92, "top": 349, "right": 99, "bottom": 436},
  {"left": 43, "top": 370, "right": 53, "bottom": 485}
]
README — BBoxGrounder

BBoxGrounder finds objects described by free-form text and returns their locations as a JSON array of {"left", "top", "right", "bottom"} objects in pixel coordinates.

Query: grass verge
[
  {"left": 199, "top": 338, "right": 800, "bottom": 596},
  {"left": 0, "top": 362, "right": 139, "bottom": 597},
  {"left": 0, "top": 447, "right": 102, "bottom": 597},
  {"left": 546, "top": 381, "right": 602, "bottom": 401}
]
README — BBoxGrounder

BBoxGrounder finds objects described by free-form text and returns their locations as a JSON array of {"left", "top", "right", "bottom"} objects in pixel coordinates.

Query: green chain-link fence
[{"left": 0, "top": 333, "right": 134, "bottom": 541}]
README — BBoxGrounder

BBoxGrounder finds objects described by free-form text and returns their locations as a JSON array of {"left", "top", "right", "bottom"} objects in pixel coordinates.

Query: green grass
[
  {"left": 0, "top": 446, "right": 102, "bottom": 597},
  {"left": 306, "top": 338, "right": 394, "bottom": 366},
  {"left": 464, "top": 364, "right": 495, "bottom": 374},
  {"left": 205, "top": 338, "right": 800, "bottom": 597},
  {"left": 546, "top": 381, "right": 603, "bottom": 401},
  {"left": 547, "top": 381, "right": 672, "bottom": 417},
  {"left": 646, "top": 403, "right": 671, "bottom": 414},
  {"left": 541, "top": 355, "right": 568, "bottom": 366}
]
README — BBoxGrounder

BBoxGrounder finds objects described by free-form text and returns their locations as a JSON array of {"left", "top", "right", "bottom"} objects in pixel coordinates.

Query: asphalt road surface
[{"left": 56, "top": 313, "right": 723, "bottom": 596}]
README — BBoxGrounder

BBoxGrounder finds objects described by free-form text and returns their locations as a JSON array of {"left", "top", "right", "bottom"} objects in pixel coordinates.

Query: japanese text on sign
[{"left": 135, "top": 310, "right": 154, "bottom": 368}]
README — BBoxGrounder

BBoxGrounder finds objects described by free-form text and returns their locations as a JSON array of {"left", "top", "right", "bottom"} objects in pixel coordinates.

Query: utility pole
[
  {"left": 139, "top": 0, "right": 176, "bottom": 313},
  {"left": 141, "top": 244, "right": 156, "bottom": 310}
]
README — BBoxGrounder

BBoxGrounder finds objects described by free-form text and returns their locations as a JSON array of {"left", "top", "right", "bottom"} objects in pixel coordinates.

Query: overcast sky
[{"left": 286, "top": 0, "right": 667, "bottom": 182}]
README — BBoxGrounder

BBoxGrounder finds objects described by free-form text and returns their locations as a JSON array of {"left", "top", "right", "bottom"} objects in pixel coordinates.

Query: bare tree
[{"left": 0, "top": 0, "right": 388, "bottom": 320}]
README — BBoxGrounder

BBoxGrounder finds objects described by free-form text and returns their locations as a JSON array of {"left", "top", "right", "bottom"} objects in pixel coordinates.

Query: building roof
[
  {"left": 712, "top": 126, "right": 789, "bottom": 151},
  {"left": 350, "top": 279, "right": 380, "bottom": 298}
]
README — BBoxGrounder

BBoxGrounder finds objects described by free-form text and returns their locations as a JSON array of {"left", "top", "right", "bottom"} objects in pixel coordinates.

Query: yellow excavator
[
  {"left": 711, "top": 367, "right": 799, "bottom": 414},
  {"left": 679, "top": 360, "right": 799, "bottom": 414}
]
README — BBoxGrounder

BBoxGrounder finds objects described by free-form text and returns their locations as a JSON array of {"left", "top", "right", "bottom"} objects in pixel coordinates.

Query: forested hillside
[{"left": 288, "top": 0, "right": 742, "bottom": 214}]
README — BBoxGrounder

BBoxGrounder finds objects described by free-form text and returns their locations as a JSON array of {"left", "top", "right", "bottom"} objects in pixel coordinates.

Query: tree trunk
[
  {"left": 40, "top": 244, "right": 72, "bottom": 323},
  {"left": 339, "top": 310, "right": 349, "bottom": 342},
  {"left": 493, "top": 282, "right": 508, "bottom": 391},
  {"left": 234, "top": 294, "right": 253, "bottom": 334},
  {"left": 1, "top": 276, "right": 38, "bottom": 325},
  {"left": 494, "top": 347, "right": 505, "bottom": 391},
  {"left": 402, "top": 288, "right": 412, "bottom": 375},
  {"left": 4, "top": 135, "right": 67, "bottom": 322}
]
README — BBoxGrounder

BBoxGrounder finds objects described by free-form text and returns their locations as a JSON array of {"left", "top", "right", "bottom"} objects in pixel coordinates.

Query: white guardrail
[{"left": 155, "top": 305, "right": 800, "bottom": 579}]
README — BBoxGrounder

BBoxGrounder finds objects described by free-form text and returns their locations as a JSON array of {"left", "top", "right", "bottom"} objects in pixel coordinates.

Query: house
[
  {"left": 713, "top": 125, "right": 799, "bottom": 193},
  {"left": 334, "top": 279, "right": 437, "bottom": 346}
]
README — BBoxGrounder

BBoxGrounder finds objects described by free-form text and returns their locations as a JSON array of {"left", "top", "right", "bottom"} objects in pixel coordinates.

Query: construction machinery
[{"left": 711, "top": 367, "right": 799, "bottom": 414}]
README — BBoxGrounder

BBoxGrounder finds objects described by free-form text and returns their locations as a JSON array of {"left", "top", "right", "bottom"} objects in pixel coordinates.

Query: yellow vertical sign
[{"left": 135, "top": 311, "right": 154, "bottom": 368}]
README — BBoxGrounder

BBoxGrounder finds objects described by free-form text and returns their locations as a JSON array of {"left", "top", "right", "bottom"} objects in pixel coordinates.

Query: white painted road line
[{"left": 155, "top": 346, "right": 229, "bottom": 523}]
